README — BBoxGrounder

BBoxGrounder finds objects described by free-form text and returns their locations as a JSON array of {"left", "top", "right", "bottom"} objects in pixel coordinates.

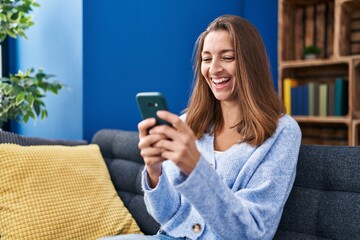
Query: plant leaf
[
  {"left": 26, "top": 93, "right": 34, "bottom": 107},
  {"left": 23, "top": 114, "right": 29, "bottom": 123},
  {"left": 16, "top": 91, "right": 25, "bottom": 105},
  {"left": 33, "top": 101, "right": 40, "bottom": 115},
  {"left": 41, "top": 109, "right": 47, "bottom": 119},
  {"left": 4, "top": 85, "right": 13, "bottom": 95}
]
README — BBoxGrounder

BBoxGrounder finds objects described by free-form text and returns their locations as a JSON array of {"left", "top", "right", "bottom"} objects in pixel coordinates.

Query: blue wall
[
  {"left": 13, "top": 0, "right": 278, "bottom": 141},
  {"left": 242, "top": 0, "right": 279, "bottom": 90},
  {"left": 83, "top": 0, "right": 245, "bottom": 141},
  {"left": 11, "top": 0, "right": 83, "bottom": 140}
]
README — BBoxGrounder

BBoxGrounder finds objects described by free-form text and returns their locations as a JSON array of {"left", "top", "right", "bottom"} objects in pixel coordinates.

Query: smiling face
[{"left": 201, "top": 30, "right": 237, "bottom": 103}]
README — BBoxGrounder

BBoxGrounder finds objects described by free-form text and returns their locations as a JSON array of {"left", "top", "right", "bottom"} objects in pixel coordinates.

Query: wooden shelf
[
  {"left": 300, "top": 121, "right": 350, "bottom": 145},
  {"left": 352, "top": 119, "right": 360, "bottom": 145},
  {"left": 279, "top": 0, "right": 335, "bottom": 61},
  {"left": 293, "top": 116, "right": 351, "bottom": 123},
  {"left": 280, "top": 57, "right": 352, "bottom": 68},
  {"left": 335, "top": 0, "right": 360, "bottom": 57},
  {"left": 278, "top": 0, "right": 360, "bottom": 146},
  {"left": 284, "top": 0, "right": 328, "bottom": 4}
]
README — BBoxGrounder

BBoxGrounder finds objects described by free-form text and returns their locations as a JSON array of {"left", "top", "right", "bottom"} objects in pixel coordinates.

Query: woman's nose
[{"left": 210, "top": 59, "right": 223, "bottom": 74}]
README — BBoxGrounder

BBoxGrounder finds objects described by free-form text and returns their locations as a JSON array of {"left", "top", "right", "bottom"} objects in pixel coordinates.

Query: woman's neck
[
  {"left": 220, "top": 100, "right": 241, "bottom": 128},
  {"left": 213, "top": 101, "right": 243, "bottom": 151}
]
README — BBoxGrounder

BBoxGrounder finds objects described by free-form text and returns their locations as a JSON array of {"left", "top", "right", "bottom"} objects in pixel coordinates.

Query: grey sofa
[
  {"left": 1, "top": 129, "right": 360, "bottom": 239},
  {"left": 92, "top": 129, "right": 360, "bottom": 240}
]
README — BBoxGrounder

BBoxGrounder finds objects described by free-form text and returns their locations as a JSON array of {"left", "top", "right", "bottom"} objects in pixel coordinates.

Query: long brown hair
[{"left": 185, "top": 15, "right": 285, "bottom": 146}]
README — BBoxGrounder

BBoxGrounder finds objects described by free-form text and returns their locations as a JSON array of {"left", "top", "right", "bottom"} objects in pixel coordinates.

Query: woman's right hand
[{"left": 138, "top": 118, "right": 167, "bottom": 188}]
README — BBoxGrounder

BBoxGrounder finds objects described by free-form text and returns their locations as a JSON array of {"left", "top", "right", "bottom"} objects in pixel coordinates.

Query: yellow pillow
[{"left": 0, "top": 144, "right": 141, "bottom": 239}]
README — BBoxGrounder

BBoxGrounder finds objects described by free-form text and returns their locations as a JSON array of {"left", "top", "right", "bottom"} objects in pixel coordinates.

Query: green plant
[
  {"left": 0, "top": 0, "right": 63, "bottom": 128},
  {"left": 0, "top": 69, "right": 62, "bottom": 128},
  {"left": 303, "top": 45, "right": 321, "bottom": 56},
  {"left": 0, "top": 0, "right": 40, "bottom": 41}
]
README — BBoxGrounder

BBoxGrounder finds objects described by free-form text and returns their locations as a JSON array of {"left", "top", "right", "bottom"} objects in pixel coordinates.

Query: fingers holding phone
[
  {"left": 138, "top": 117, "right": 156, "bottom": 138},
  {"left": 136, "top": 92, "right": 171, "bottom": 162},
  {"left": 136, "top": 92, "right": 169, "bottom": 161},
  {"left": 136, "top": 92, "right": 200, "bottom": 176},
  {"left": 149, "top": 111, "right": 200, "bottom": 176},
  {"left": 137, "top": 118, "right": 166, "bottom": 163},
  {"left": 137, "top": 121, "right": 167, "bottom": 188}
]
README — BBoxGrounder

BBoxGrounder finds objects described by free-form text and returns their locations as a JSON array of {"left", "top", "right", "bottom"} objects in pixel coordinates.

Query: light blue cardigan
[{"left": 142, "top": 114, "right": 301, "bottom": 240}]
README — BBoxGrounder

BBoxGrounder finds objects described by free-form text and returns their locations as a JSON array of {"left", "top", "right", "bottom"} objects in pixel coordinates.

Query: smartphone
[{"left": 136, "top": 92, "right": 171, "bottom": 126}]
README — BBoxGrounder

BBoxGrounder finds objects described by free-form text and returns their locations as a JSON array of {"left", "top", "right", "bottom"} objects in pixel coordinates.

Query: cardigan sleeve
[
  {"left": 141, "top": 114, "right": 187, "bottom": 225},
  {"left": 142, "top": 161, "right": 182, "bottom": 224},
  {"left": 173, "top": 118, "right": 301, "bottom": 239}
]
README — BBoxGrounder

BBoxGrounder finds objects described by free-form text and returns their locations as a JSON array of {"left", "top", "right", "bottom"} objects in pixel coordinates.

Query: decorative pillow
[{"left": 0, "top": 144, "right": 141, "bottom": 239}]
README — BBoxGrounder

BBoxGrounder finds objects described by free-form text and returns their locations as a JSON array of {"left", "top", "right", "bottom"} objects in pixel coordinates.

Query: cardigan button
[{"left": 192, "top": 223, "right": 201, "bottom": 233}]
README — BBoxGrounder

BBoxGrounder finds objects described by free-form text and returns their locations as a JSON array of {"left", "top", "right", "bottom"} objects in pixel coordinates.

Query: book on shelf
[
  {"left": 308, "top": 82, "right": 320, "bottom": 116},
  {"left": 327, "top": 81, "right": 335, "bottom": 116},
  {"left": 319, "top": 83, "right": 328, "bottom": 117},
  {"left": 284, "top": 78, "right": 348, "bottom": 118},
  {"left": 291, "top": 86, "right": 298, "bottom": 116},
  {"left": 299, "top": 85, "right": 309, "bottom": 116},
  {"left": 313, "top": 82, "right": 320, "bottom": 116},
  {"left": 283, "top": 78, "right": 298, "bottom": 115},
  {"left": 334, "top": 78, "right": 348, "bottom": 116},
  {"left": 308, "top": 82, "right": 314, "bottom": 116},
  {"left": 290, "top": 84, "right": 309, "bottom": 116}
]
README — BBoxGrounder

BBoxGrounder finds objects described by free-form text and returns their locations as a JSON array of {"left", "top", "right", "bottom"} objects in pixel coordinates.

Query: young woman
[{"left": 106, "top": 15, "right": 301, "bottom": 240}]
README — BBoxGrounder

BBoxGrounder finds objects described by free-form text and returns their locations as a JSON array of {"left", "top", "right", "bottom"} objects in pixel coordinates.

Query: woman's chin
[
  {"left": 212, "top": 92, "right": 233, "bottom": 102},
  {"left": 211, "top": 88, "right": 233, "bottom": 101}
]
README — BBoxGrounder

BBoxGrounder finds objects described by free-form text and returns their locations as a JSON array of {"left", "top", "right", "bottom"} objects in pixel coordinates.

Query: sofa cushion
[
  {"left": 275, "top": 145, "right": 360, "bottom": 239},
  {"left": 0, "top": 143, "right": 141, "bottom": 239},
  {"left": 92, "top": 129, "right": 161, "bottom": 235}
]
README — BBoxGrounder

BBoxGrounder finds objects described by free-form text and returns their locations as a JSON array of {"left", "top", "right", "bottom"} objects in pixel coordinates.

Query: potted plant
[
  {"left": 0, "top": 69, "right": 63, "bottom": 128},
  {"left": 0, "top": 0, "right": 63, "bottom": 129},
  {"left": 303, "top": 45, "right": 321, "bottom": 60}
]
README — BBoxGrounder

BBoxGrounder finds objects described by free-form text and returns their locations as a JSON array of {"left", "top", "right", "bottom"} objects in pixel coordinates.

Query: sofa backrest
[
  {"left": 0, "top": 130, "right": 87, "bottom": 146},
  {"left": 92, "top": 129, "right": 160, "bottom": 235},
  {"left": 275, "top": 145, "right": 360, "bottom": 239}
]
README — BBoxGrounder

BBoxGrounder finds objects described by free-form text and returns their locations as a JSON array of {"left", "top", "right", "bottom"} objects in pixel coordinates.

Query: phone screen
[{"left": 136, "top": 92, "right": 170, "bottom": 126}]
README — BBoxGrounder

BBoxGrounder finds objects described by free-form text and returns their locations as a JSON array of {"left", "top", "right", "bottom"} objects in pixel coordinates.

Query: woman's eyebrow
[{"left": 201, "top": 49, "right": 235, "bottom": 54}]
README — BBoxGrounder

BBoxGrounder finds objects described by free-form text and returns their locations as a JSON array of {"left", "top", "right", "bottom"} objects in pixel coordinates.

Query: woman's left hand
[{"left": 149, "top": 110, "right": 200, "bottom": 176}]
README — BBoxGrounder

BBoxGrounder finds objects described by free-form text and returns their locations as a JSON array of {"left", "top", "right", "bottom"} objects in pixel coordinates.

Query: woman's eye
[
  {"left": 223, "top": 56, "right": 235, "bottom": 61},
  {"left": 202, "top": 57, "right": 212, "bottom": 62}
]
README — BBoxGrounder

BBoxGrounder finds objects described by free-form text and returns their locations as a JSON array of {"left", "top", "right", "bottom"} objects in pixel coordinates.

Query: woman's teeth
[{"left": 212, "top": 78, "right": 230, "bottom": 84}]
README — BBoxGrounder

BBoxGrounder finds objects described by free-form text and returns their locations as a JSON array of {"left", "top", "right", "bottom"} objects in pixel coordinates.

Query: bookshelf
[{"left": 278, "top": 0, "right": 360, "bottom": 146}]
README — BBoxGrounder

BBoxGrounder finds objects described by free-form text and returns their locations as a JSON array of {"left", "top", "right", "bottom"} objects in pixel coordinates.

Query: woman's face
[{"left": 201, "top": 30, "right": 237, "bottom": 102}]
